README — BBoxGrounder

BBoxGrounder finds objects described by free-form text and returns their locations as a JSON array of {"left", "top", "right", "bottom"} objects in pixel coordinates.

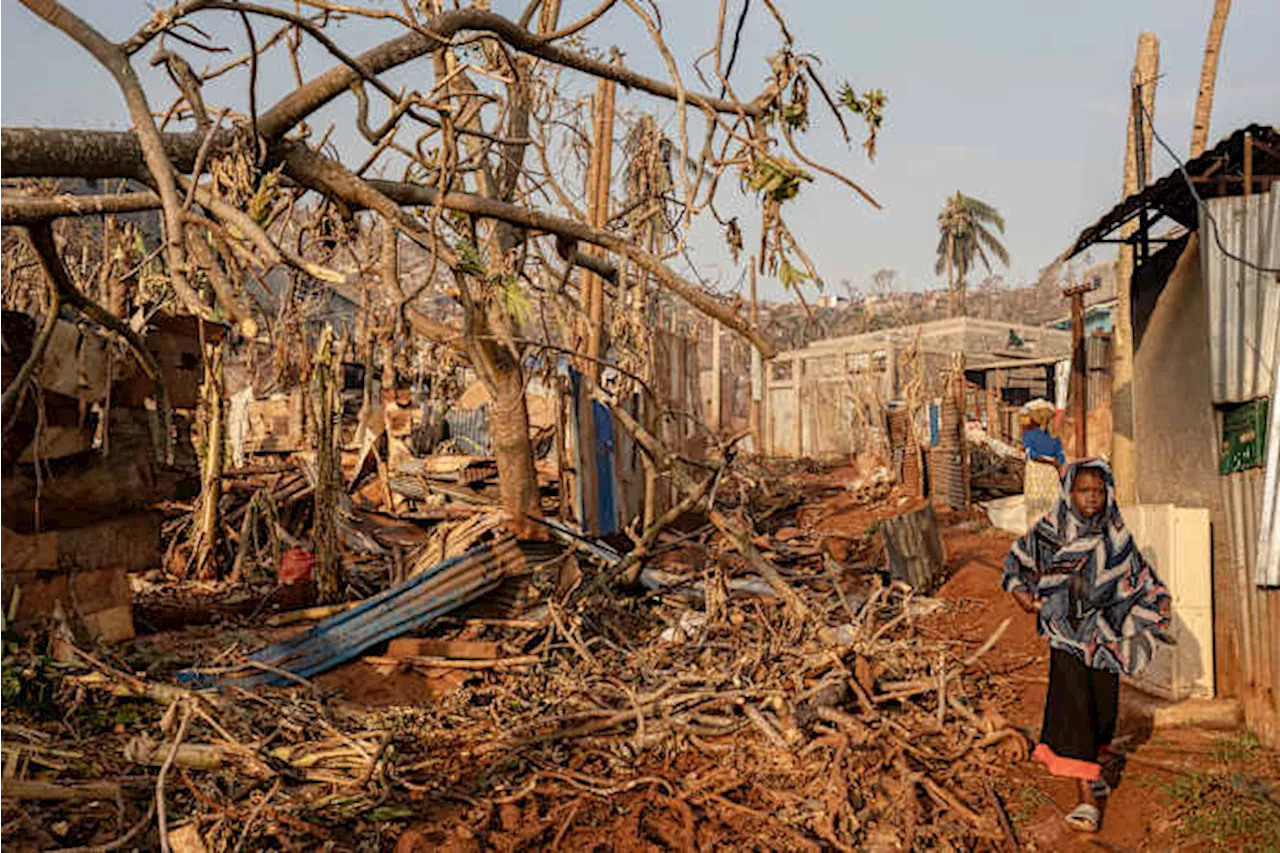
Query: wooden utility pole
[
  {"left": 1064, "top": 278, "right": 1099, "bottom": 457},
  {"left": 1112, "top": 31, "right": 1159, "bottom": 505},
  {"left": 1190, "top": 0, "right": 1232, "bottom": 158},
  {"left": 576, "top": 62, "right": 617, "bottom": 533},
  {"left": 585, "top": 70, "right": 617, "bottom": 381}
]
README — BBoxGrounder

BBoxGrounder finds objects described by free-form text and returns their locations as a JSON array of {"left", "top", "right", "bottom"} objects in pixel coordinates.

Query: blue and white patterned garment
[{"left": 1002, "top": 459, "right": 1171, "bottom": 676}]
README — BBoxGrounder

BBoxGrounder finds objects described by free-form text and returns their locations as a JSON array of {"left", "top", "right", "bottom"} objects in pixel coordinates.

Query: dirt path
[{"left": 933, "top": 524, "right": 1280, "bottom": 852}]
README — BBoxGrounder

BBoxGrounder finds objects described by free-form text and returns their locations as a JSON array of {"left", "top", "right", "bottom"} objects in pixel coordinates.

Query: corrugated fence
[{"left": 1200, "top": 184, "right": 1280, "bottom": 746}]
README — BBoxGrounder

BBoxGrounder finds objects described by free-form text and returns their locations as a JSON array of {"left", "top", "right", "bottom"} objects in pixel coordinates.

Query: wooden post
[
  {"left": 1065, "top": 277, "right": 1099, "bottom": 457},
  {"left": 1069, "top": 290, "right": 1087, "bottom": 457},
  {"left": 1244, "top": 132, "right": 1253, "bottom": 197},
  {"left": 1190, "top": 0, "right": 1232, "bottom": 158},
  {"left": 985, "top": 372, "right": 998, "bottom": 438},
  {"left": 576, "top": 68, "right": 617, "bottom": 533},
  {"left": 710, "top": 319, "right": 722, "bottom": 435},
  {"left": 1112, "top": 32, "right": 1159, "bottom": 505},
  {"left": 194, "top": 342, "right": 224, "bottom": 578}
]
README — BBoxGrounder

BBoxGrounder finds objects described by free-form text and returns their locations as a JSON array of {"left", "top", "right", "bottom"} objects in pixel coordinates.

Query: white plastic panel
[{"left": 1124, "top": 504, "right": 1215, "bottom": 700}]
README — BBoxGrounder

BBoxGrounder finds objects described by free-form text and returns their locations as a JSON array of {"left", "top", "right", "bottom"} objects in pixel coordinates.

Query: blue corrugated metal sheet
[
  {"left": 179, "top": 538, "right": 522, "bottom": 687},
  {"left": 592, "top": 399, "right": 619, "bottom": 535}
]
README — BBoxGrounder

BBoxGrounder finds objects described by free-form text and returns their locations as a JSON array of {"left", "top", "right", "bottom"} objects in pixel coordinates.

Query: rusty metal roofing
[{"left": 1066, "top": 124, "right": 1279, "bottom": 259}]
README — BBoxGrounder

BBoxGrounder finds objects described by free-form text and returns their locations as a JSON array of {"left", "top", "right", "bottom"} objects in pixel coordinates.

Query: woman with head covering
[
  {"left": 1002, "top": 459, "right": 1172, "bottom": 833},
  {"left": 1020, "top": 403, "right": 1065, "bottom": 528}
]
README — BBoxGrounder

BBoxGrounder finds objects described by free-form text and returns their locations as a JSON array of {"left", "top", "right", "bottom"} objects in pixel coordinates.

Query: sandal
[{"left": 1065, "top": 803, "right": 1100, "bottom": 832}]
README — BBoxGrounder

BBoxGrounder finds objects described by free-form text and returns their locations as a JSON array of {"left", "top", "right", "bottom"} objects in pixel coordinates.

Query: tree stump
[{"left": 880, "top": 504, "right": 946, "bottom": 591}]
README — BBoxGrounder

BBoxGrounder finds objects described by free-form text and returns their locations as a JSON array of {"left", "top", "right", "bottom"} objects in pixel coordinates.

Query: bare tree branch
[{"left": 17, "top": 0, "right": 209, "bottom": 320}]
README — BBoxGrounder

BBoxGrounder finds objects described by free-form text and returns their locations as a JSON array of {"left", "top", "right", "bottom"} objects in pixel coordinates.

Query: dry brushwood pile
[{"left": 2, "top": 467, "right": 1027, "bottom": 852}]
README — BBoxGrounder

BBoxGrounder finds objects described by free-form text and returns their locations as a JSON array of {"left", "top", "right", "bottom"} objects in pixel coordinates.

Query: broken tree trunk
[
  {"left": 311, "top": 328, "right": 344, "bottom": 602},
  {"left": 193, "top": 342, "right": 224, "bottom": 578},
  {"left": 880, "top": 504, "right": 946, "bottom": 592},
  {"left": 472, "top": 328, "right": 542, "bottom": 539}
]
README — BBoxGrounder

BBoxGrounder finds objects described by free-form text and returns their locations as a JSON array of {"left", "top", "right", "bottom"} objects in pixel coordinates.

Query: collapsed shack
[{"left": 3, "top": 311, "right": 218, "bottom": 641}]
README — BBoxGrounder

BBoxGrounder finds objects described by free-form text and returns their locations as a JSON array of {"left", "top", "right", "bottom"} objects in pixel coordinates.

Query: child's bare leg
[{"left": 1076, "top": 778, "right": 1098, "bottom": 808}]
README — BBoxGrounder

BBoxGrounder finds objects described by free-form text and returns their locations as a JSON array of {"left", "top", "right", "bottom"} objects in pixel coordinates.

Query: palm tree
[
  {"left": 1190, "top": 0, "right": 1232, "bottom": 157},
  {"left": 934, "top": 191, "right": 1009, "bottom": 316}
]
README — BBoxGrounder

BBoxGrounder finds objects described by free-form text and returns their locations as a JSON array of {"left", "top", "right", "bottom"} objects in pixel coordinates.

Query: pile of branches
[
  {"left": 401, "top": 566, "right": 1025, "bottom": 849},
  {"left": 3, "top": 491, "right": 1023, "bottom": 851}
]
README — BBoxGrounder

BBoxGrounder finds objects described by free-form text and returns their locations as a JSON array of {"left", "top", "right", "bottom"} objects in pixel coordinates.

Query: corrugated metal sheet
[
  {"left": 1201, "top": 183, "right": 1280, "bottom": 747},
  {"left": 1220, "top": 469, "right": 1280, "bottom": 746},
  {"left": 1259, "top": 362, "right": 1280, "bottom": 587},
  {"left": 1201, "top": 184, "right": 1280, "bottom": 404},
  {"left": 447, "top": 406, "right": 492, "bottom": 455},
  {"left": 179, "top": 538, "right": 523, "bottom": 687}
]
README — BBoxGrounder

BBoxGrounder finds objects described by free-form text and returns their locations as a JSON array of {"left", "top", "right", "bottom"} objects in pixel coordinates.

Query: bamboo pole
[{"left": 194, "top": 341, "right": 224, "bottom": 577}]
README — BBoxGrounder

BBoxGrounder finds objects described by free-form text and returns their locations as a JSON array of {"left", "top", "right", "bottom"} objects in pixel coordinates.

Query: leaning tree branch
[
  {"left": 17, "top": 0, "right": 208, "bottom": 321},
  {"left": 361, "top": 173, "right": 777, "bottom": 356},
  {"left": 1, "top": 191, "right": 167, "bottom": 225},
  {"left": 128, "top": 4, "right": 763, "bottom": 143},
  {"left": 2, "top": 129, "right": 777, "bottom": 355}
]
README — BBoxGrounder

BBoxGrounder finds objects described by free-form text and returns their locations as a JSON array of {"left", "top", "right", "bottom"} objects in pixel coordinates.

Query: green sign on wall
[{"left": 1219, "top": 397, "right": 1270, "bottom": 475}]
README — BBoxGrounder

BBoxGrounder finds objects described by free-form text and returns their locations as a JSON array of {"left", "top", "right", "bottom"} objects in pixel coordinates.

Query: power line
[
  {"left": 1135, "top": 100, "right": 1276, "bottom": 380},
  {"left": 1139, "top": 101, "right": 1280, "bottom": 275}
]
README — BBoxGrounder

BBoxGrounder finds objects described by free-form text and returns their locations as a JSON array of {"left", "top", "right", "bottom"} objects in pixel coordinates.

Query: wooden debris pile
[{"left": 1, "top": 461, "right": 1027, "bottom": 850}]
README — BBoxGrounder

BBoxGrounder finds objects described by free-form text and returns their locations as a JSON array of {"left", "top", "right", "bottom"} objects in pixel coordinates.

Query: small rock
[
  {"left": 774, "top": 526, "right": 803, "bottom": 541},
  {"left": 834, "top": 624, "right": 857, "bottom": 646}
]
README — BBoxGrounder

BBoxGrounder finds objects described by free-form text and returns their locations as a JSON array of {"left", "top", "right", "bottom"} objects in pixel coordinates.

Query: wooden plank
[
  {"left": 386, "top": 638, "right": 499, "bottom": 660},
  {"left": 36, "top": 319, "right": 110, "bottom": 401}
]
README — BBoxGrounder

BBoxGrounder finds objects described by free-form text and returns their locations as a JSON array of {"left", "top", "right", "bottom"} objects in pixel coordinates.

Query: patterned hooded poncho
[{"left": 1002, "top": 459, "right": 1171, "bottom": 676}]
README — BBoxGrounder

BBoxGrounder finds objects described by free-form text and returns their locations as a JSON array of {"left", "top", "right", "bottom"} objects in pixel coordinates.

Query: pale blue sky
[{"left": 2, "top": 1, "right": 1277, "bottom": 301}]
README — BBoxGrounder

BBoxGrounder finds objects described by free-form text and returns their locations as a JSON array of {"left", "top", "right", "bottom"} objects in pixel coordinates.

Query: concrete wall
[
  {"left": 1129, "top": 234, "right": 1244, "bottom": 714},
  {"left": 1132, "top": 235, "right": 1221, "bottom": 509}
]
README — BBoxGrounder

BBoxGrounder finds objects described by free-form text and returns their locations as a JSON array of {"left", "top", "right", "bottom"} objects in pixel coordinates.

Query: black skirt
[{"left": 1032, "top": 647, "right": 1119, "bottom": 781}]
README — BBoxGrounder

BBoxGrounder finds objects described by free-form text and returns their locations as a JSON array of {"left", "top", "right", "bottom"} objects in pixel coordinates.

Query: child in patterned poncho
[{"left": 1002, "top": 459, "right": 1172, "bottom": 833}]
